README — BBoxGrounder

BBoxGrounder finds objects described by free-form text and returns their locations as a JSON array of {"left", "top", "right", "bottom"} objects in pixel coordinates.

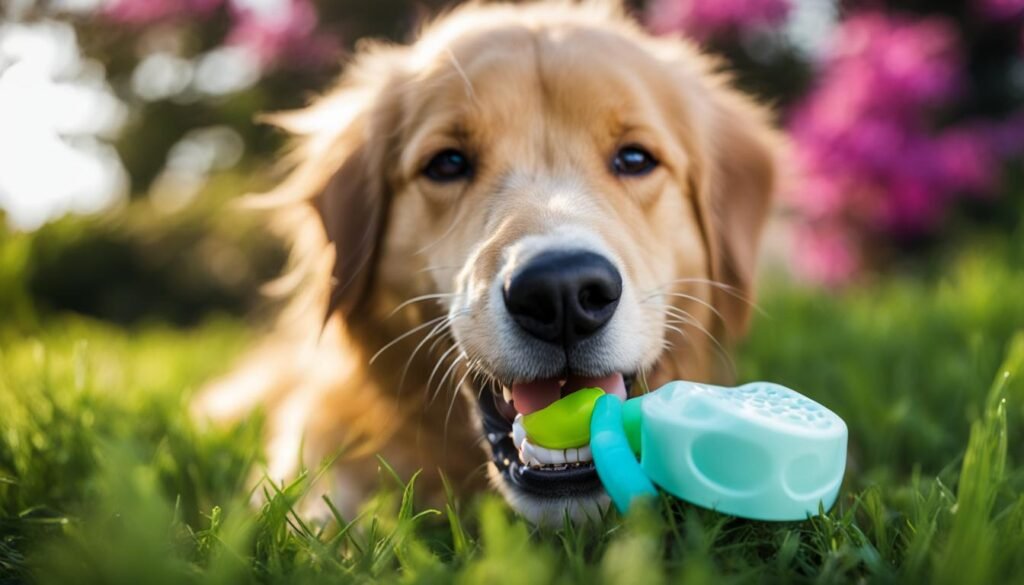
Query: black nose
[{"left": 503, "top": 250, "right": 622, "bottom": 346}]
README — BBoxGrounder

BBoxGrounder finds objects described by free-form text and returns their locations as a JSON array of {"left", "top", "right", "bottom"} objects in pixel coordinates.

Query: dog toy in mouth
[
  {"left": 526, "top": 381, "right": 848, "bottom": 521},
  {"left": 521, "top": 387, "right": 604, "bottom": 449}
]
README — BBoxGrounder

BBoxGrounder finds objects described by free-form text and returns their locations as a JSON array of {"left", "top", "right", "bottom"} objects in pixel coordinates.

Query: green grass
[{"left": 2, "top": 242, "right": 1024, "bottom": 584}]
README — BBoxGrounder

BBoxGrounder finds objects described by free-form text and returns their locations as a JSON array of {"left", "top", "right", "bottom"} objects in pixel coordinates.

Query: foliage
[
  {"left": 651, "top": 0, "right": 1024, "bottom": 283},
  {"left": 785, "top": 10, "right": 1024, "bottom": 283},
  {"left": 0, "top": 172, "right": 286, "bottom": 326},
  {"left": 2, "top": 237, "right": 1023, "bottom": 584}
]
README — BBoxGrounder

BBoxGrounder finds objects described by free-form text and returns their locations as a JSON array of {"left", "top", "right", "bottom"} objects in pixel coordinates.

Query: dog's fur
[{"left": 192, "top": 0, "right": 783, "bottom": 525}]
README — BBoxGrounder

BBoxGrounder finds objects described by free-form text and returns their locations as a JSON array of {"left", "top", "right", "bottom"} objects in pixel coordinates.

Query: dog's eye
[
  {"left": 423, "top": 149, "right": 472, "bottom": 182},
  {"left": 612, "top": 146, "right": 658, "bottom": 176}
]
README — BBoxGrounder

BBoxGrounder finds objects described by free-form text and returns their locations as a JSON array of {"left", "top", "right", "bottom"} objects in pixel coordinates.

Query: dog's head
[{"left": 273, "top": 2, "right": 781, "bottom": 525}]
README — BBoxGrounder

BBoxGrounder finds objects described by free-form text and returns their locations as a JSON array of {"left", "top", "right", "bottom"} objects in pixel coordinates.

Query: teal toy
[{"left": 590, "top": 381, "right": 848, "bottom": 521}]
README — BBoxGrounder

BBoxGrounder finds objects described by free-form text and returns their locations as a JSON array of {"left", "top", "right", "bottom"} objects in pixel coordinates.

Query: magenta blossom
[
  {"left": 646, "top": 0, "right": 791, "bottom": 40},
  {"left": 786, "top": 12, "right": 1009, "bottom": 283},
  {"left": 226, "top": 0, "right": 339, "bottom": 69},
  {"left": 102, "top": 0, "right": 223, "bottom": 25},
  {"left": 978, "top": 0, "right": 1024, "bottom": 21},
  {"left": 101, "top": 0, "right": 338, "bottom": 71},
  {"left": 792, "top": 224, "right": 860, "bottom": 286}
]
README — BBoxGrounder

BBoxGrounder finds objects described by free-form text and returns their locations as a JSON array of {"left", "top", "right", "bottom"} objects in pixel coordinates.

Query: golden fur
[{"left": 193, "top": 0, "right": 783, "bottom": 524}]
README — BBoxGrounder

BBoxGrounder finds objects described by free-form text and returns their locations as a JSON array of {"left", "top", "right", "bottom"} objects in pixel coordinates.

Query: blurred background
[{"left": 0, "top": 0, "right": 1022, "bottom": 326}]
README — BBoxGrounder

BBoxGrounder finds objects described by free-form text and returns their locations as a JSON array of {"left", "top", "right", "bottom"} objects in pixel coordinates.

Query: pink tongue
[
  {"left": 510, "top": 379, "right": 562, "bottom": 415},
  {"left": 564, "top": 373, "right": 627, "bottom": 401},
  {"left": 510, "top": 372, "right": 626, "bottom": 415}
]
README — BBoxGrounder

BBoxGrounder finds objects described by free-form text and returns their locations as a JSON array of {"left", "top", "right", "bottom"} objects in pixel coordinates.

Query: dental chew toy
[{"left": 525, "top": 381, "right": 848, "bottom": 521}]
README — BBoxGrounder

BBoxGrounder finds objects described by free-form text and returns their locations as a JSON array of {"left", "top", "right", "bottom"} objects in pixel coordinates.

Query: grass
[{"left": 2, "top": 240, "right": 1024, "bottom": 584}]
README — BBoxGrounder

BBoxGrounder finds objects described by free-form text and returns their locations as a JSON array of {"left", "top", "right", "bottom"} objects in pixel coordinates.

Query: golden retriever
[{"left": 193, "top": 0, "right": 782, "bottom": 526}]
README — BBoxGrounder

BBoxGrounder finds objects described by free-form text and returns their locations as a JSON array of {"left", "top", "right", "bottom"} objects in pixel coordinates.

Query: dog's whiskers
[
  {"left": 426, "top": 344, "right": 465, "bottom": 405},
  {"left": 641, "top": 277, "right": 767, "bottom": 317},
  {"left": 397, "top": 318, "right": 456, "bottom": 397},
  {"left": 387, "top": 292, "right": 457, "bottom": 319},
  {"left": 643, "top": 291, "right": 725, "bottom": 323},
  {"left": 656, "top": 303, "right": 737, "bottom": 377},
  {"left": 443, "top": 365, "right": 475, "bottom": 445},
  {"left": 415, "top": 264, "right": 462, "bottom": 275},
  {"left": 429, "top": 347, "right": 469, "bottom": 407},
  {"left": 369, "top": 314, "right": 450, "bottom": 365}
]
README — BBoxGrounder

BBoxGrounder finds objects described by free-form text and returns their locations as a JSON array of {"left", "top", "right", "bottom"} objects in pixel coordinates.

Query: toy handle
[{"left": 590, "top": 394, "right": 658, "bottom": 513}]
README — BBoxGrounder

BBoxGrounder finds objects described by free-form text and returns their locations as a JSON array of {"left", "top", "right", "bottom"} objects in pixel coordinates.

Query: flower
[
  {"left": 102, "top": 0, "right": 223, "bottom": 25},
  {"left": 646, "top": 0, "right": 791, "bottom": 40},
  {"left": 978, "top": 0, "right": 1024, "bottom": 22},
  {"left": 226, "top": 0, "right": 339, "bottom": 69},
  {"left": 101, "top": 0, "right": 338, "bottom": 71},
  {"left": 784, "top": 11, "right": 1014, "bottom": 283},
  {"left": 792, "top": 224, "right": 860, "bottom": 286}
]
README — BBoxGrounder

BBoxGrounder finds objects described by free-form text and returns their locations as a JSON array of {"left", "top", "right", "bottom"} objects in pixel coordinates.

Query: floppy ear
[
  {"left": 314, "top": 140, "right": 390, "bottom": 320},
  {"left": 265, "top": 50, "right": 405, "bottom": 323},
  {"left": 700, "top": 79, "right": 783, "bottom": 341}
]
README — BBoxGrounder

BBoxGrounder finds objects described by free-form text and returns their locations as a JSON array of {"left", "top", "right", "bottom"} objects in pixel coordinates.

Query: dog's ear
[
  {"left": 314, "top": 139, "right": 389, "bottom": 320},
  {"left": 265, "top": 49, "right": 405, "bottom": 323},
  {"left": 683, "top": 68, "right": 783, "bottom": 342}
]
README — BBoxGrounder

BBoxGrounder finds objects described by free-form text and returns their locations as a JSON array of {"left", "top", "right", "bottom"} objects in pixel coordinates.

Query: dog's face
[{"left": 282, "top": 3, "right": 779, "bottom": 525}]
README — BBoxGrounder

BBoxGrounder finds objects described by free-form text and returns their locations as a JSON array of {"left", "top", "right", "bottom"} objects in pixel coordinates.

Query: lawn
[{"left": 2, "top": 234, "right": 1023, "bottom": 584}]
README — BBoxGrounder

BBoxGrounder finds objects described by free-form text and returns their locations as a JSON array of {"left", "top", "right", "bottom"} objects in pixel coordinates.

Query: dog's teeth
[
  {"left": 502, "top": 386, "right": 513, "bottom": 403},
  {"left": 512, "top": 415, "right": 526, "bottom": 448},
  {"left": 520, "top": 440, "right": 543, "bottom": 467},
  {"left": 577, "top": 445, "right": 592, "bottom": 462},
  {"left": 548, "top": 448, "right": 565, "bottom": 465},
  {"left": 512, "top": 416, "right": 595, "bottom": 468}
]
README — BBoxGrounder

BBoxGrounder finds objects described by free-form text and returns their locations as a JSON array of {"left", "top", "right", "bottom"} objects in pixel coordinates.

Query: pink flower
[
  {"left": 783, "top": 11, "right": 1010, "bottom": 283},
  {"left": 646, "top": 0, "right": 791, "bottom": 40},
  {"left": 102, "top": 0, "right": 223, "bottom": 25},
  {"left": 979, "top": 110, "right": 1024, "bottom": 160},
  {"left": 977, "top": 0, "right": 1024, "bottom": 21},
  {"left": 792, "top": 225, "right": 860, "bottom": 286},
  {"left": 827, "top": 13, "right": 963, "bottom": 112},
  {"left": 226, "top": 0, "right": 339, "bottom": 69}
]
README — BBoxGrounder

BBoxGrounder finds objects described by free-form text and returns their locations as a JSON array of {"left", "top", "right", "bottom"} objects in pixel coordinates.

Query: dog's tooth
[
  {"left": 512, "top": 415, "right": 526, "bottom": 447},
  {"left": 503, "top": 386, "right": 513, "bottom": 403},
  {"left": 520, "top": 440, "right": 560, "bottom": 465},
  {"left": 520, "top": 440, "right": 539, "bottom": 465},
  {"left": 547, "top": 447, "right": 565, "bottom": 465},
  {"left": 576, "top": 445, "right": 592, "bottom": 462}
]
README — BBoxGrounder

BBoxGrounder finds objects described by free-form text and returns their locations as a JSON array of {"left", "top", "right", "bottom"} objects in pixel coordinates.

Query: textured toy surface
[{"left": 631, "top": 381, "right": 848, "bottom": 521}]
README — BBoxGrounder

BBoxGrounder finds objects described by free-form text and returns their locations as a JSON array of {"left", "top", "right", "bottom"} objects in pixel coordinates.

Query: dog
[{"left": 192, "top": 0, "right": 783, "bottom": 526}]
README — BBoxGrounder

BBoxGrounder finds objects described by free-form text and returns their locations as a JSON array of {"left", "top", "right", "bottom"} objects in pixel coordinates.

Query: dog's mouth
[{"left": 478, "top": 372, "right": 635, "bottom": 497}]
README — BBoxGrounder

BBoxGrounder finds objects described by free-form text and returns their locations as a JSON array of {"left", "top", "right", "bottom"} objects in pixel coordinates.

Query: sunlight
[{"left": 0, "top": 20, "right": 128, "bottom": 230}]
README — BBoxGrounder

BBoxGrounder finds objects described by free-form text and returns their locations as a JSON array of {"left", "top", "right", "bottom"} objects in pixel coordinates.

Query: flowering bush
[
  {"left": 7, "top": 0, "right": 1021, "bottom": 286},
  {"left": 786, "top": 12, "right": 1023, "bottom": 283},
  {"left": 979, "top": 0, "right": 1024, "bottom": 22},
  {"left": 651, "top": 0, "right": 1024, "bottom": 285},
  {"left": 102, "top": 0, "right": 222, "bottom": 24},
  {"left": 646, "top": 0, "right": 791, "bottom": 40},
  {"left": 102, "top": 0, "right": 338, "bottom": 70},
  {"left": 789, "top": 14, "right": 976, "bottom": 282}
]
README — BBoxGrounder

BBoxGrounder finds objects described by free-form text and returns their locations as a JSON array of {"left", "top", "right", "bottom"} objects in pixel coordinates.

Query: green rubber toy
[{"left": 521, "top": 387, "right": 604, "bottom": 449}]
